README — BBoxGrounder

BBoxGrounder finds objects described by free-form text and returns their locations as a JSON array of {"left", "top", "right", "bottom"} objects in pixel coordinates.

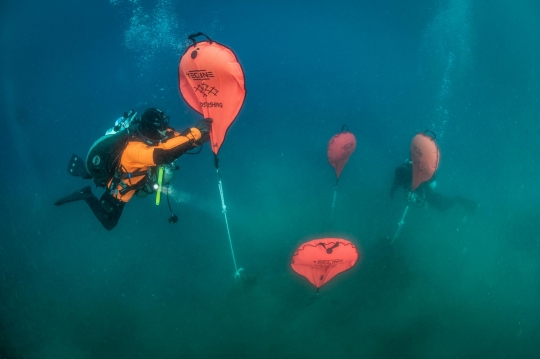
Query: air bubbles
[
  {"left": 112, "top": 0, "right": 188, "bottom": 69},
  {"left": 421, "top": 0, "right": 472, "bottom": 141}
]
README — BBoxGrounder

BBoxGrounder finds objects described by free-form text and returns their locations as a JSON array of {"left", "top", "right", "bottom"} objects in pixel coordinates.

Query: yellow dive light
[{"left": 155, "top": 166, "right": 164, "bottom": 205}]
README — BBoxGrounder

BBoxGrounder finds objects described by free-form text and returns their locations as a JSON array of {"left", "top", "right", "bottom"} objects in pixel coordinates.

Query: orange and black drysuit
[
  {"left": 85, "top": 126, "right": 204, "bottom": 230},
  {"left": 109, "top": 127, "right": 203, "bottom": 202}
]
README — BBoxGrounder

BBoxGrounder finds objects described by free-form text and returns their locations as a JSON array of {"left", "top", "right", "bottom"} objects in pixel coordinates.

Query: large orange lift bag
[
  {"left": 327, "top": 131, "right": 356, "bottom": 179},
  {"left": 410, "top": 133, "right": 440, "bottom": 191},
  {"left": 291, "top": 238, "right": 359, "bottom": 289},
  {"left": 179, "top": 39, "right": 246, "bottom": 155}
]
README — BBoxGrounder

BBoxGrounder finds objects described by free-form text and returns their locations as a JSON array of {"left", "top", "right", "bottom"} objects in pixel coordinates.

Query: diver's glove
[
  {"left": 194, "top": 118, "right": 213, "bottom": 143},
  {"left": 407, "top": 191, "right": 426, "bottom": 207},
  {"left": 407, "top": 191, "right": 418, "bottom": 203}
]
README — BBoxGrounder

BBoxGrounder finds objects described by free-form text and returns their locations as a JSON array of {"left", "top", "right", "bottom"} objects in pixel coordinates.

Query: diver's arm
[
  {"left": 152, "top": 127, "right": 203, "bottom": 165},
  {"left": 390, "top": 167, "right": 405, "bottom": 198},
  {"left": 390, "top": 164, "right": 413, "bottom": 198}
]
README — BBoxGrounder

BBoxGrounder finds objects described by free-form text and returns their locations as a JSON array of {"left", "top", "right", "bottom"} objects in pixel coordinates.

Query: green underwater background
[{"left": 2, "top": 0, "right": 540, "bottom": 358}]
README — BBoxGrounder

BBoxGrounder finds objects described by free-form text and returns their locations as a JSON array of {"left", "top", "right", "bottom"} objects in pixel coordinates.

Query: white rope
[
  {"left": 392, "top": 205, "right": 409, "bottom": 243},
  {"left": 330, "top": 185, "right": 337, "bottom": 220},
  {"left": 216, "top": 169, "right": 242, "bottom": 278}
]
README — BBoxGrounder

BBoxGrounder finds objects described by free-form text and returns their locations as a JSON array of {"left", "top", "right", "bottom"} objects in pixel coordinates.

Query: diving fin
[
  {"left": 67, "top": 154, "right": 92, "bottom": 179},
  {"left": 54, "top": 186, "right": 94, "bottom": 206},
  {"left": 457, "top": 197, "right": 478, "bottom": 214}
]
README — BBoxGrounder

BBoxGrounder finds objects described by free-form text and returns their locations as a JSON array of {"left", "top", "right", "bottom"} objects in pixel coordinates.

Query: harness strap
[
  {"left": 121, "top": 170, "right": 147, "bottom": 179},
  {"left": 110, "top": 166, "right": 151, "bottom": 196}
]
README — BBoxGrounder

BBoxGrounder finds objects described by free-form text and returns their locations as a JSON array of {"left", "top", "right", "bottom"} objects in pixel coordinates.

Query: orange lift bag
[
  {"left": 179, "top": 33, "right": 246, "bottom": 155},
  {"left": 327, "top": 127, "right": 356, "bottom": 180},
  {"left": 410, "top": 132, "right": 440, "bottom": 191},
  {"left": 291, "top": 238, "right": 359, "bottom": 289}
]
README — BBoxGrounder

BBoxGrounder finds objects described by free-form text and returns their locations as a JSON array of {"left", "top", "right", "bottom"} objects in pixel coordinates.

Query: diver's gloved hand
[
  {"left": 407, "top": 191, "right": 418, "bottom": 204},
  {"left": 194, "top": 118, "right": 213, "bottom": 143}
]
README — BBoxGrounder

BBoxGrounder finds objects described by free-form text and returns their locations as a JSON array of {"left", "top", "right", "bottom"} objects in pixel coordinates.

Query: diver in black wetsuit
[{"left": 390, "top": 160, "right": 478, "bottom": 213}]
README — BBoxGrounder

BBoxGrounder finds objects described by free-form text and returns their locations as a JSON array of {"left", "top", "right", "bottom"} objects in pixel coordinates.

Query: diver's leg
[
  {"left": 425, "top": 190, "right": 478, "bottom": 214},
  {"left": 455, "top": 196, "right": 478, "bottom": 214},
  {"left": 54, "top": 186, "right": 93, "bottom": 206},
  {"left": 424, "top": 191, "right": 456, "bottom": 212},
  {"left": 84, "top": 193, "right": 125, "bottom": 231}
]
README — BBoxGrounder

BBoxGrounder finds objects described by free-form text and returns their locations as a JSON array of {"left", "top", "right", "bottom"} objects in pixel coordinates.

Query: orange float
[
  {"left": 178, "top": 33, "right": 246, "bottom": 155},
  {"left": 410, "top": 132, "right": 440, "bottom": 191},
  {"left": 291, "top": 238, "right": 359, "bottom": 289},
  {"left": 327, "top": 127, "right": 356, "bottom": 180}
]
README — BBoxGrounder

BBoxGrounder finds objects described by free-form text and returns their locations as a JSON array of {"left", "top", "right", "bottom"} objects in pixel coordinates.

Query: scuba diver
[
  {"left": 55, "top": 108, "right": 212, "bottom": 230},
  {"left": 390, "top": 160, "right": 478, "bottom": 213}
]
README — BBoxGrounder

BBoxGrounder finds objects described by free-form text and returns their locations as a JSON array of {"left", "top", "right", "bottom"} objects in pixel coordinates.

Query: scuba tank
[
  {"left": 136, "top": 161, "right": 179, "bottom": 198},
  {"left": 163, "top": 162, "right": 177, "bottom": 185},
  {"left": 155, "top": 161, "right": 179, "bottom": 205}
]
